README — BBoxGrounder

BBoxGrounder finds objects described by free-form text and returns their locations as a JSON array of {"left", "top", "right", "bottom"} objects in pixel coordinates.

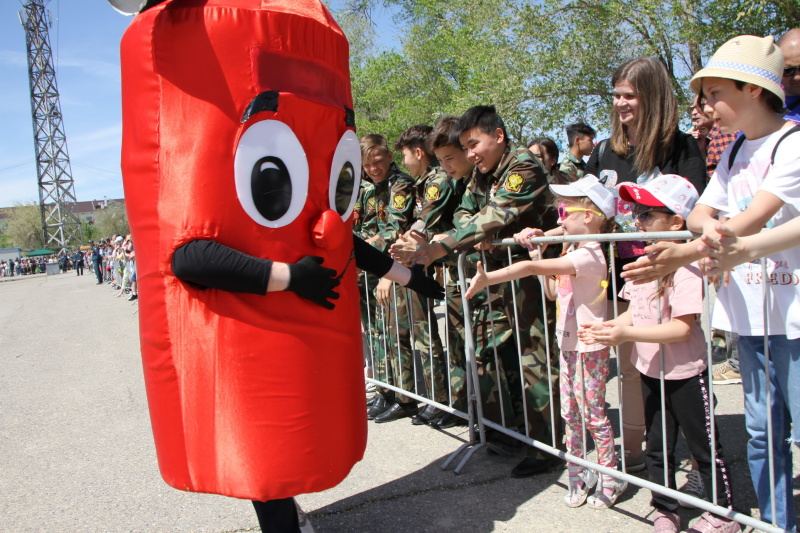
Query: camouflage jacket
[
  {"left": 353, "top": 163, "right": 415, "bottom": 253},
  {"left": 558, "top": 151, "right": 586, "bottom": 180},
  {"left": 412, "top": 163, "right": 463, "bottom": 237},
  {"left": 352, "top": 178, "right": 370, "bottom": 236},
  {"left": 439, "top": 141, "right": 554, "bottom": 255}
]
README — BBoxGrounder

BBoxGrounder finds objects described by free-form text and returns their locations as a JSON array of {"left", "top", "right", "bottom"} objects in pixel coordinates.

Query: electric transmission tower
[{"left": 19, "top": 0, "right": 83, "bottom": 254}]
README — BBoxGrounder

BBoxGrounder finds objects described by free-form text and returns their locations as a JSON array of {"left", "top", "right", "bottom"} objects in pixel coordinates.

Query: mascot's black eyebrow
[
  {"left": 241, "top": 91, "right": 279, "bottom": 123},
  {"left": 241, "top": 91, "right": 356, "bottom": 128}
]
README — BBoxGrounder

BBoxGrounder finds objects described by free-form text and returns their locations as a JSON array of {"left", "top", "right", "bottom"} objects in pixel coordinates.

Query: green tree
[
  {"left": 337, "top": 0, "right": 797, "bottom": 144},
  {"left": 80, "top": 219, "right": 98, "bottom": 243},
  {"left": 341, "top": 0, "right": 542, "bottom": 145},
  {"left": 0, "top": 202, "right": 46, "bottom": 250},
  {"left": 92, "top": 202, "right": 130, "bottom": 239}
]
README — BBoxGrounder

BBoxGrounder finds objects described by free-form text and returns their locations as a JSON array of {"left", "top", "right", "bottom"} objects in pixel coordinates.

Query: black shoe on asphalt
[
  {"left": 374, "top": 402, "right": 418, "bottom": 423},
  {"left": 485, "top": 428, "right": 524, "bottom": 456},
  {"left": 411, "top": 404, "right": 444, "bottom": 426},
  {"left": 511, "top": 454, "right": 562, "bottom": 478},
  {"left": 127, "top": 294, "right": 138, "bottom": 301},
  {"left": 366, "top": 395, "right": 380, "bottom": 407},
  {"left": 432, "top": 412, "right": 468, "bottom": 429},
  {"left": 367, "top": 397, "right": 391, "bottom": 420}
]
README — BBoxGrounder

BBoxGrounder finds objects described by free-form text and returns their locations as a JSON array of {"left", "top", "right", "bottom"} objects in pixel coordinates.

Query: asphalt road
[{"left": 1, "top": 272, "right": 796, "bottom": 532}]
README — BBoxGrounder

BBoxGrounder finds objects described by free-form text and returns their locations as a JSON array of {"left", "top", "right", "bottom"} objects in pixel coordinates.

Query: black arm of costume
[
  {"left": 172, "top": 240, "right": 272, "bottom": 294},
  {"left": 353, "top": 234, "right": 393, "bottom": 277},
  {"left": 353, "top": 235, "right": 445, "bottom": 300}
]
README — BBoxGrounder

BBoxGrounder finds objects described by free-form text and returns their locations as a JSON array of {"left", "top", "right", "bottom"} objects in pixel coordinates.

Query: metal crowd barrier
[{"left": 363, "top": 231, "right": 791, "bottom": 533}]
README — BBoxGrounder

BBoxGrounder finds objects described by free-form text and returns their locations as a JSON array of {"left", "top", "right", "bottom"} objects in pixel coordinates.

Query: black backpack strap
[
  {"left": 727, "top": 134, "right": 746, "bottom": 169},
  {"left": 771, "top": 124, "right": 800, "bottom": 165},
  {"left": 598, "top": 139, "right": 609, "bottom": 163}
]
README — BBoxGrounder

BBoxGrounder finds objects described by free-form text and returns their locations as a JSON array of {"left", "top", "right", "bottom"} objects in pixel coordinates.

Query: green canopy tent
[{"left": 25, "top": 248, "right": 56, "bottom": 257}]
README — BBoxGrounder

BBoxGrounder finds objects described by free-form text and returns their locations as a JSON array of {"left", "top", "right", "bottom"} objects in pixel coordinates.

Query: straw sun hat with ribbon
[{"left": 690, "top": 35, "right": 785, "bottom": 104}]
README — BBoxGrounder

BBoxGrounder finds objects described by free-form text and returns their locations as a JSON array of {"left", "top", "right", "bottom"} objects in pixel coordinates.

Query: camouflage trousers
[
  {"left": 467, "top": 253, "right": 561, "bottom": 458},
  {"left": 359, "top": 271, "right": 385, "bottom": 374},
  {"left": 441, "top": 263, "right": 467, "bottom": 412},
  {"left": 408, "top": 270, "right": 448, "bottom": 404},
  {"left": 376, "top": 281, "right": 416, "bottom": 403}
]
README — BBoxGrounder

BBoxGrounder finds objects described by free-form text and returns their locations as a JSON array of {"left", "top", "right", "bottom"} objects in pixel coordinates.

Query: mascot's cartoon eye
[
  {"left": 329, "top": 130, "right": 361, "bottom": 220},
  {"left": 234, "top": 120, "right": 308, "bottom": 228}
]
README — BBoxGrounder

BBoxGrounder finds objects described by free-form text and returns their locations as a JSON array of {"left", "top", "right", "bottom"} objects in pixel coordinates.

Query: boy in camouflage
[
  {"left": 399, "top": 105, "right": 562, "bottom": 477},
  {"left": 358, "top": 135, "right": 418, "bottom": 422},
  {"left": 426, "top": 116, "right": 472, "bottom": 429},
  {"left": 559, "top": 122, "right": 596, "bottom": 180},
  {"left": 387, "top": 124, "right": 462, "bottom": 425}
]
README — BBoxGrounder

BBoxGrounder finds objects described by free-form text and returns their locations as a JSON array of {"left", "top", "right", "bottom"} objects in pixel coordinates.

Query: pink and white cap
[
  {"left": 618, "top": 174, "right": 699, "bottom": 219},
  {"left": 550, "top": 175, "right": 616, "bottom": 218}
]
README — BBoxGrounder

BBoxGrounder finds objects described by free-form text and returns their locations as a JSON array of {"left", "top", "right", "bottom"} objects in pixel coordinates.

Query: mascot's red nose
[{"left": 312, "top": 209, "right": 346, "bottom": 250}]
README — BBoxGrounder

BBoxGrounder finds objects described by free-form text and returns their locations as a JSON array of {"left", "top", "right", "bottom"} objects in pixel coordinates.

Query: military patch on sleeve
[
  {"left": 392, "top": 193, "right": 408, "bottom": 211},
  {"left": 425, "top": 184, "right": 440, "bottom": 201},
  {"left": 504, "top": 173, "right": 524, "bottom": 193}
]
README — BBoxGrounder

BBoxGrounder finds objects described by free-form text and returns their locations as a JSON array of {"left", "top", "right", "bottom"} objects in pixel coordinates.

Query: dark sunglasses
[
  {"left": 632, "top": 206, "right": 674, "bottom": 223},
  {"left": 785, "top": 66, "right": 800, "bottom": 77}
]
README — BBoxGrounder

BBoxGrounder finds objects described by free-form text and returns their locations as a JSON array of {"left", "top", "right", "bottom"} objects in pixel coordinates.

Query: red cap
[{"left": 618, "top": 183, "right": 665, "bottom": 207}]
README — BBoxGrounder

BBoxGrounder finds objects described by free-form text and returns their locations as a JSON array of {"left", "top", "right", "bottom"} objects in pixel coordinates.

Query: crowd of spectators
[
  {"left": 0, "top": 257, "right": 51, "bottom": 277},
  {"left": 356, "top": 29, "right": 800, "bottom": 533},
  {"left": 90, "top": 235, "right": 138, "bottom": 301},
  {"left": 0, "top": 235, "right": 137, "bottom": 303}
]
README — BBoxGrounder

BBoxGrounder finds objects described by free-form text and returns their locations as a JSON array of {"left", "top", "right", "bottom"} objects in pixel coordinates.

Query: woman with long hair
[{"left": 585, "top": 56, "right": 706, "bottom": 475}]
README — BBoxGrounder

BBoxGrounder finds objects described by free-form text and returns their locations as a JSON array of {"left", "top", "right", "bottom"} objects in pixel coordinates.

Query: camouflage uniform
[
  {"left": 439, "top": 142, "right": 561, "bottom": 457},
  {"left": 558, "top": 151, "right": 586, "bottom": 180},
  {"left": 354, "top": 179, "right": 384, "bottom": 373},
  {"left": 442, "top": 177, "right": 469, "bottom": 412},
  {"left": 407, "top": 163, "right": 463, "bottom": 404},
  {"left": 363, "top": 164, "right": 417, "bottom": 402}
]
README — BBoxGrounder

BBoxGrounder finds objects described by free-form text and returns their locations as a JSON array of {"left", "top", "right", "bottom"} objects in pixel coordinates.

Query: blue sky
[
  {"left": 0, "top": 1, "right": 132, "bottom": 207},
  {"left": 0, "top": 1, "right": 399, "bottom": 208}
]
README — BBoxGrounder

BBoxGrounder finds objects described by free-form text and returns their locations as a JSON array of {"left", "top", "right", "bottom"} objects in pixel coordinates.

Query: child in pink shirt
[
  {"left": 467, "top": 176, "right": 626, "bottom": 509},
  {"left": 580, "top": 175, "right": 737, "bottom": 533}
]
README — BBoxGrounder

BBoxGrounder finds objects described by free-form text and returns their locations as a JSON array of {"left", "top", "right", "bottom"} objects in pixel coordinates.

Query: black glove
[
  {"left": 404, "top": 264, "right": 445, "bottom": 300},
  {"left": 287, "top": 256, "right": 340, "bottom": 309}
]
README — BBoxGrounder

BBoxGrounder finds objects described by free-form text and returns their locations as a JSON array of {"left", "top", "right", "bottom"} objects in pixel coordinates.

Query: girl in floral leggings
[{"left": 467, "top": 175, "right": 625, "bottom": 508}]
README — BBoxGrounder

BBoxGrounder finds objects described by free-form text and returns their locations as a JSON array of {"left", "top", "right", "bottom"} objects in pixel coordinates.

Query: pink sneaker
[
  {"left": 686, "top": 512, "right": 741, "bottom": 533},
  {"left": 652, "top": 510, "right": 680, "bottom": 533}
]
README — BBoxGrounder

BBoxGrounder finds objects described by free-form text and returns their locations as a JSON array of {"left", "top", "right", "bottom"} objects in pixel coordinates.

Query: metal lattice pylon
[{"left": 19, "top": 0, "right": 83, "bottom": 254}]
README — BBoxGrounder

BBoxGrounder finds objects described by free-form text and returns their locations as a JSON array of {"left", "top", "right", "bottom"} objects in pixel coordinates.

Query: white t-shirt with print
[{"left": 698, "top": 126, "right": 800, "bottom": 339}]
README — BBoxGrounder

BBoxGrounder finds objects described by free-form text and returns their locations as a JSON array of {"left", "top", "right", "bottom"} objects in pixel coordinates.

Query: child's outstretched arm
[
  {"left": 698, "top": 219, "right": 800, "bottom": 276},
  {"left": 623, "top": 193, "right": 781, "bottom": 286},
  {"left": 464, "top": 256, "right": 577, "bottom": 299}
]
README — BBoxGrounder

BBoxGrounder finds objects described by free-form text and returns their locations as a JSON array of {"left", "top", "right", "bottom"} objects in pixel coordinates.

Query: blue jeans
[{"left": 738, "top": 335, "right": 800, "bottom": 532}]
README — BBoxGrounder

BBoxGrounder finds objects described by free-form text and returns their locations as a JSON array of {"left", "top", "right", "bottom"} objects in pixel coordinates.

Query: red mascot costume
[{"left": 119, "top": 0, "right": 366, "bottom": 505}]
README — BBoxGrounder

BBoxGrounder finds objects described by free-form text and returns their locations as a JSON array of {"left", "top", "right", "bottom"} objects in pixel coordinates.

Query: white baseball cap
[
  {"left": 550, "top": 175, "right": 616, "bottom": 218},
  {"left": 618, "top": 174, "right": 699, "bottom": 219}
]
